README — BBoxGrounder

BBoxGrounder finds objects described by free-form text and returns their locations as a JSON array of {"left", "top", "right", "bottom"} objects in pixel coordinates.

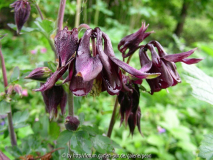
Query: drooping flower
[
  {"left": 71, "top": 27, "right": 160, "bottom": 96},
  {"left": 118, "top": 22, "right": 153, "bottom": 58},
  {"left": 41, "top": 84, "right": 67, "bottom": 119},
  {"left": 118, "top": 77, "right": 142, "bottom": 135},
  {"left": 10, "top": 0, "right": 31, "bottom": 34},
  {"left": 139, "top": 41, "right": 202, "bottom": 94},
  {"left": 34, "top": 26, "right": 159, "bottom": 97}
]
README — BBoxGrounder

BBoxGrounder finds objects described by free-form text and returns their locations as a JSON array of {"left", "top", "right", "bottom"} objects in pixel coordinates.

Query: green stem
[
  {"left": 94, "top": 0, "right": 99, "bottom": 26},
  {"left": 107, "top": 97, "right": 118, "bottom": 138},
  {"left": 68, "top": 90, "right": 74, "bottom": 117},
  {"left": 0, "top": 48, "right": 17, "bottom": 146},
  {"left": 75, "top": 0, "right": 81, "bottom": 28},
  {"left": 35, "top": 3, "right": 44, "bottom": 20}
]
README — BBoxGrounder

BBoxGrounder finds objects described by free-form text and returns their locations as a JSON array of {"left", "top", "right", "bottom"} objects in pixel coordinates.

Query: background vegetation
[{"left": 0, "top": 0, "right": 213, "bottom": 159}]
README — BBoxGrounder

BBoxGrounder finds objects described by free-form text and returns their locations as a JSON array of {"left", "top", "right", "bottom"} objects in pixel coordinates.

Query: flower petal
[
  {"left": 70, "top": 73, "right": 93, "bottom": 96},
  {"left": 63, "top": 59, "right": 75, "bottom": 83},
  {"left": 102, "top": 33, "right": 160, "bottom": 79},
  {"left": 118, "top": 22, "right": 153, "bottom": 58},
  {"left": 34, "top": 58, "right": 74, "bottom": 92},
  {"left": 163, "top": 48, "right": 197, "bottom": 62},
  {"left": 181, "top": 58, "right": 203, "bottom": 64},
  {"left": 55, "top": 27, "right": 78, "bottom": 67},
  {"left": 110, "top": 56, "right": 160, "bottom": 79},
  {"left": 76, "top": 29, "right": 102, "bottom": 81},
  {"left": 41, "top": 85, "right": 67, "bottom": 118},
  {"left": 96, "top": 28, "right": 122, "bottom": 94}
]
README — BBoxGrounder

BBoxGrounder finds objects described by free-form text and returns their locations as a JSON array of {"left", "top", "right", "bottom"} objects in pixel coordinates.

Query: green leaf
[
  {"left": 182, "top": 63, "right": 213, "bottom": 105},
  {"left": 44, "top": 61, "right": 57, "bottom": 72},
  {"left": 74, "top": 96, "right": 82, "bottom": 112},
  {"left": 92, "top": 135, "right": 119, "bottom": 153},
  {"left": 80, "top": 125, "right": 101, "bottom": 136},
  {"left": 7, "top": 23, "right": 36, "bottom": 33},
  {"left": 199, "top": 45, "right": 213, "bottom": 57},
  {"left": 177, "top": 141, "right": 197, "bottom": 151},
  {"left": 13, "top": 110, "right": 29, "bottom": 124},
  {"left": 147, "top": 134, "right": 165, "bottom": 147},
  {"left": 10, "top": 66, "right": 20, "bottom": 83},
  {"left": 57, "top": 130, "right": 73, "bottom": 145},
  {"left": 39, "top": 115, "right": 49, "bottom": 137},
  {"left": 14, "top": 123, "right": 28, "bottom": 129},
  {"left": 0, "top": 125, "right": 7, "bottom": 132},
  {"left": 199, "top": 134, "right": 213, "bottom": 160},
  {"left": 74, "top": 131, "right": 92, "bottom": 154},
  {"left": 0, "top": 100, "right": 10, "bottom": 115},
  {"left": 49, "top": 122, "right": 60, "bottom": 139},
  {"left": 0, "top": 34, "right": 7, "bottom": 40},
  {"left": 34, "top": 19, "right": 55, "bottom": 36}
]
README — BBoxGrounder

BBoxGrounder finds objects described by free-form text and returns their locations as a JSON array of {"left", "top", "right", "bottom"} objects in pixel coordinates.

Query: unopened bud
[
  {"left": 25, "top": 67, "right": 52, "bottom": 81},
  {"left": 7, "top": 85, "right": 14, "bottom": 95},
  {"left": 65, "top": 116, "right": 80, "bottom": 131},
  {"left": 14, "top": 84, "right": 22, "bottom": 96},
  {"left": 10, "top": 0, "right": 31, "bottom": 34}
]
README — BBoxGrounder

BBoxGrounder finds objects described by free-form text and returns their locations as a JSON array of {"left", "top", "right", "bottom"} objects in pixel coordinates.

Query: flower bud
[
  {"left": 65, "top": 116, "right": 80, "bottom": 131},
  {"left": 25, "top": 67, "right": 52, "bottom": 81},
  {"left": 10, "top": 0, "right": 31, "bottom": 34},
  {"left": 13, "top": 84, "right": 22, "bottom": 96},
  {"left": 7, "top": 85, "right": 14, "bottom": 95}
]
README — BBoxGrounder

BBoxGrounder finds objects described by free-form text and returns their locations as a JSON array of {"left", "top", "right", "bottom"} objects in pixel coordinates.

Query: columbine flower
[
  {"left": 41, "top": 85, "right": 67, "bottom": 119},
  {"left": 139, "top": 41, "right": 202, "bottom": 94},
  {"left": 118, "top": 22, "right": 153, "bottom": 58},
  {"left": 34, "top": 27, "right": 159, "bottom": 96},
  {"left": 118, "top": 77, "right": 142, "bottom": 135},
  {"left": 10, "top": 0, "right": 31, "bottom": 34},
  {"left": 71, "top": 27, "right": 160, "bottom": 96}
]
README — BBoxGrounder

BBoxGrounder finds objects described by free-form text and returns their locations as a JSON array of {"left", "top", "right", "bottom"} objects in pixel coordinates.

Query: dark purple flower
[
  {"left": 41, "top": 84, "right": 67, "bottom": 119},
  {"left": 118, "top": 22, "right": 153, "bottom": 58},
  {"left": 139, "top": 41, "right": 202, "bottom": 94},
  {"left": 118, "top": 79, "right": 142, "bottom": 135},
  {"left": 72, "top": 27, "right": 159, "bottom": 96},
  {"left": 54, "top": 27, "right": 79, "bottom": 67},
  {"left": 65, "top": 116, "right": 80, "bottom": 131},
  {"left": 34, "top": 26, "right": 159, "bottom": 97},
  {"left": 25, "top": 67, "right": 52, "bottom": 81},
  {"left": 10, "top": 0, "right": 31, "bottom": 34}
]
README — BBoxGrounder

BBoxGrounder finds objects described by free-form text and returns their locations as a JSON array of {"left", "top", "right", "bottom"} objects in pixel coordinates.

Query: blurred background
[{"left": 0, "top": 0, "right": 213, "bottom": 159}]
